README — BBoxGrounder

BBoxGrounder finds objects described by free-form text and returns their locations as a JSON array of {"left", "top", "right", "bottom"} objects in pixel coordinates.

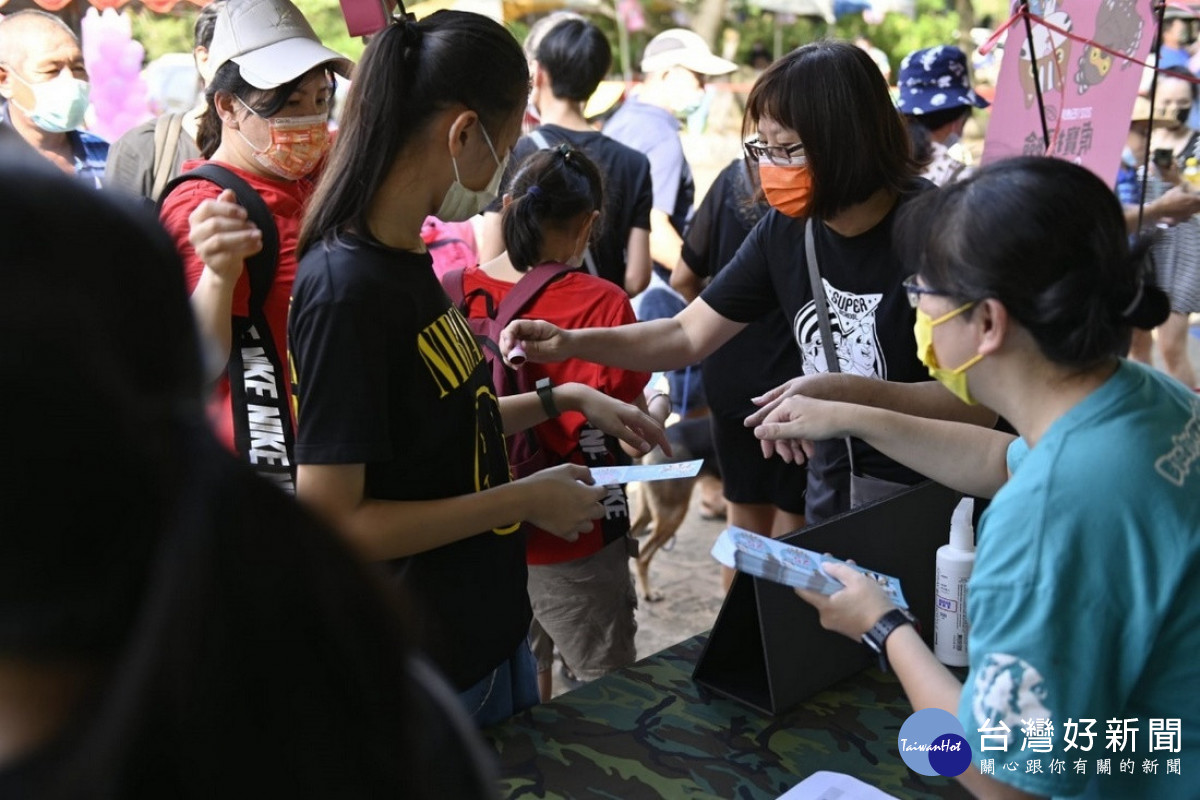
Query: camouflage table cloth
[{"left": 484, "top": 634, "right": 969, "bottom": 799}]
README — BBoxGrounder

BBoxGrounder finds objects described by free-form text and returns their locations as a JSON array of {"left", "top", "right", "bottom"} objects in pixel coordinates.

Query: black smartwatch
[
  {"left": 535, "top": 377, "right": 560, "bottom": 419},
  {"left": 862, "top": 608, "right": 919, "bottom": 672}
]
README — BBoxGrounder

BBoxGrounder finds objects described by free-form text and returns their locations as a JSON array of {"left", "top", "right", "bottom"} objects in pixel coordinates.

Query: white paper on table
[
  {"left": 588, "top": 459, "right": 703, "bottom": 486},
  {"left": 777, "top": 770, "right": 900, "bottom": 800}
]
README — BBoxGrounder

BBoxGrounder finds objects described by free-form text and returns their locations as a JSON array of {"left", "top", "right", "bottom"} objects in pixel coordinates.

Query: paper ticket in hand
[
  {"left": 710, "top": 526, "right": 909, "bottom": 608},
  {"left": 589, "top": 459, "right": 703, "bottom": 486}
]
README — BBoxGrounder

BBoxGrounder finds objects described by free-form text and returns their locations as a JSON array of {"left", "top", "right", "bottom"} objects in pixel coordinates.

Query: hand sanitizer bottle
[{"left": 935, "top": 498, "right": 975, "bottom": 667}]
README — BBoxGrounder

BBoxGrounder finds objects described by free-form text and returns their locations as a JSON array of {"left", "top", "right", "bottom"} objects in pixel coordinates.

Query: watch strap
[
  {"left": 536, "top": 377, "right": 560, "bottom": 419},
  {"left": 861, "top": 607, "right": 918, "bottom": 672}
]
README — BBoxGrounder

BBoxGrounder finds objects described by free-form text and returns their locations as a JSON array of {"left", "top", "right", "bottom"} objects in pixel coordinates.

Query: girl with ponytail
[
  {"left": 457, "top": 146, "right": 668, "bottom": 701},
  {"left": 289, "top": 13, "right": 666, "bottom": 725},
  {"left": 755, "top": 156, "right": 1200, "bottom": 799}
]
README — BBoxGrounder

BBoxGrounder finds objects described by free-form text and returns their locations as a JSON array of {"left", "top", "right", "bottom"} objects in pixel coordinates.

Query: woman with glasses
[
  {"left": 755, "top": 156, "right": 1199, "bottom": 799},
  {"left": 502, "top": 41, "right": 993, "bottom": 524}
]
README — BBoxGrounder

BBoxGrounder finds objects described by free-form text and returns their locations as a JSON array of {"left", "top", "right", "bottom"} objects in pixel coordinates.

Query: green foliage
[
  {"left": 126, "top": 0, "right": 964, "bottom": 78},
  {"left": 128, "top": 6, "right": 194, "bottom": 61},
  {"left": 292, "top": 0, "right": 366, "bottom": 61},
  {"left": 128, "top": 0, "right": 365, "bottom": 64},
  {"left": 720, "top": 0, "right": 961, "bottom": 75},
  {"left": 857, "top": 0, "right": 963, "bottom": 75}
]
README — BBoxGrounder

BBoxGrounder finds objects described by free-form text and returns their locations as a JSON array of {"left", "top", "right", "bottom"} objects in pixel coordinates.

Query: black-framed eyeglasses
[
  {"left": 743, "top": 137, "right": 806, "bottom": 167},
  {"left": 901, "top": 275, "right": 956, "bottom": 309}
]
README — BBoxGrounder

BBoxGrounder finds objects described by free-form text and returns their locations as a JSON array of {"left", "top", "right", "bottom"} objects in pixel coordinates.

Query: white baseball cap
[
  {"left": 207, "top": 0, "right": 352, "bottom": 90},
  {"left": 640, "top": 28, "right": 736, "bottom": 76}
]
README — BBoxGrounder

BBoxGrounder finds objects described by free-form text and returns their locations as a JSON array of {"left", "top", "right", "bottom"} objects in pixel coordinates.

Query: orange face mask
[{"left": 759, "top": 163, "right": 814, "bottom": 218}]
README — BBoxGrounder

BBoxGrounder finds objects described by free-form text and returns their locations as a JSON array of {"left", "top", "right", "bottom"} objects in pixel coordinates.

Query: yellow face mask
[{"left": 914, "top": 302, "right": 983, "bottom": 405}]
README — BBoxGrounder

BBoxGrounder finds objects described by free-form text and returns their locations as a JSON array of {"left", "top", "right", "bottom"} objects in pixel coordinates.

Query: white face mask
[
  {"left": 11, "top": 70, "right": 89, "bottom": 133},
  {"left": 437, "top": 121, "right": 507, "bottom": 222}
]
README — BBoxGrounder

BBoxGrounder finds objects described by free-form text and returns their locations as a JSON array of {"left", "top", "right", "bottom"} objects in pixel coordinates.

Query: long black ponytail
[{"left": 299, "top": 12, "right": 528, "bottom": 254}]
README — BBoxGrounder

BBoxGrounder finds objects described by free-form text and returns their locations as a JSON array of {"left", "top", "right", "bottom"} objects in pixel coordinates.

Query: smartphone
[{"left": 1154, "top": 148, "right": 1176, "bottom": 171}]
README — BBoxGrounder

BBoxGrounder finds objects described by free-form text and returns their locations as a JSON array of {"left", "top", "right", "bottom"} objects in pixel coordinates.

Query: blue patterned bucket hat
[{"left": 896, "top": 45, "right": 990, "bottom": 115}]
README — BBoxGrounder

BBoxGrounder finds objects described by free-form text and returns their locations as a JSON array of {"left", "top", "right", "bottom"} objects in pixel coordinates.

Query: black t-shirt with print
[
  {"left": 701, "top": 181, "right": 933, "bottom": 523},
  {"left": 488, "top": 124, "right": 653, "bottom": 290},
  {"left": 289, "top": 234, "right": 529, "bottom": 690}
]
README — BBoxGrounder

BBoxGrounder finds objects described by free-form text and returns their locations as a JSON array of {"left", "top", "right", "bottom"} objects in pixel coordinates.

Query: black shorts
[{"left": 710, "top": 413, "right": 807, "bottom": 514}]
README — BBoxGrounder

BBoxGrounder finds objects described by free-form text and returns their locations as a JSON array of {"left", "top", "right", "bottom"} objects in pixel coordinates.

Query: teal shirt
[{"left": 958, "top": 360, "right": 1200, "bottom": 798}]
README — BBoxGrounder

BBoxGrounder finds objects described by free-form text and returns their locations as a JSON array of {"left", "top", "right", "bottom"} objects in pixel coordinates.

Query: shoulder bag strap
[
  {"left": 494, "top": 261, "right": 576, "bottom": 326},
  {"left": 441, "top": 267, "right": 467, "bottom": 307},
  {"left": 159, "top": 164, "right": 292, "bottom": 491},
  {"left": 160, "top": 163, "right": 281, "bottom": 315},
  {"left": 150, "top": 112, "right": 186, "bottom": 202},
  {"left": 805, "top": 218, "right": 859, "bottom": 475}
]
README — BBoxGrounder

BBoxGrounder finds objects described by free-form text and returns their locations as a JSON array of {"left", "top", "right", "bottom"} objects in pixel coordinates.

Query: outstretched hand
[
  {"left": 499, "top": 319, "right": 570, "bottom": 366},
  {"left": 752, "top": 394, "right": 847, "bottom": 464},
  {"left": 574, "top": 385, "right": 672, "bottom": 457},
  {"left": 794, "top": 561, "right": 896, "bottom": 641},
  {"left": 1152, "top": 184, "right": 1200, "bottom": 226}
]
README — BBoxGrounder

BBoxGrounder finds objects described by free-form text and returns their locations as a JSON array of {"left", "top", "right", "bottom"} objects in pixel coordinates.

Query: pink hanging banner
[{"left": 981, "top": 0, "right": 1155, "bottom": 186}]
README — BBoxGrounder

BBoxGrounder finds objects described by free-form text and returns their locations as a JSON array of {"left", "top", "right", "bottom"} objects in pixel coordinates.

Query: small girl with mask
[
  {"left": 159, "top": 0, "right": 349, "bottom": 487},
  {"left": 456, "top": 146, "right": 664, "bottom": 701}
]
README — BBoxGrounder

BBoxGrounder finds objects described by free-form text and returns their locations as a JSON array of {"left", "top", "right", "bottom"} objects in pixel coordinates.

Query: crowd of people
[{"left": 1, "top": 0, "right": 1198, "bottom": 797}]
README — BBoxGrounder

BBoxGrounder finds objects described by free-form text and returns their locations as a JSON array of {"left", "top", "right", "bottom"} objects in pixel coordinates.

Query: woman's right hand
[
  {"left": 754, "top": 394, "right": 849, "bottom": 464},
  {"left": 518, "top": 463, "right": 608, "bottom": 542},
  {"left": 188, "top": 188, "right": 263, "bottom": 283},
  {"left": 1151, "top": 184, "right": 1200, "bottom": 225},
  {"left": 499, "top": 319, "right": 571, "bottom": 365}
]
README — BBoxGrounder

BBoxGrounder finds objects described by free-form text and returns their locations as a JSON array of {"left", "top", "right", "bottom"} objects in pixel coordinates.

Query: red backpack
[{"left": 442, "top": 263, "right": 575, "bottom": 478}]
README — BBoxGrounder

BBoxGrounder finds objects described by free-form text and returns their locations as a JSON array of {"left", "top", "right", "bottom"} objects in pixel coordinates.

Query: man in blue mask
[
  {"left": 605, "top": 28, "right": 734, "bottom": 282},
  {"left": 0, "top": 10, "right": 108, "bottom": 188}
]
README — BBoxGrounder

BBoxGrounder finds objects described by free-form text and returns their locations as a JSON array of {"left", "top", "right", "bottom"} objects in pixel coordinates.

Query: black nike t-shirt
[
  {"left": 289, "top": 234, "right": 529, "bottom": 690},
  {"left": 489, "top": 124, "right": 652, "bottom": 290},
  {"left": 701, "top": 181, "right": 934, "bottom": 522}
]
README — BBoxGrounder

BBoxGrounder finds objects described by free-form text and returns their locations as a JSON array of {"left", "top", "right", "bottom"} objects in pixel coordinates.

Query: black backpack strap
[
  {"left": 159, "top": 164, "right": 294, "bottom": 493},
  {"left": 160, "top": 163, "right": 281, "bottom": 315}
]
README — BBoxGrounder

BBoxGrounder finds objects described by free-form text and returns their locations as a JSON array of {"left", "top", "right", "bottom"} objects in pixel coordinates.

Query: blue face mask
[{"left": 11, "top": 70, "right": 90, "bottom": 134}]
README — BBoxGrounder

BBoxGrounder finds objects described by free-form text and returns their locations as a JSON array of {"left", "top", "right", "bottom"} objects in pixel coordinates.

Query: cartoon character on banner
[
  {"left": 1017, "top": 0, "right": 1073, "bottom": 111},
  {"left": 1075, "top": 0, "right": 1143, "bottom": 93}
]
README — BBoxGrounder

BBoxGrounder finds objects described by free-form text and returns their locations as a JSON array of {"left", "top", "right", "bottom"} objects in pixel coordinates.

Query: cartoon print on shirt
[{"left": 794, "top": 278, "right": 886, "bottom": 378}]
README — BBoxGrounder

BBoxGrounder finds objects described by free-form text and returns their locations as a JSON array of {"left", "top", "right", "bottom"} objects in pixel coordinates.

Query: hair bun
[
  {"left": 1123, "top": 280, "right": 1171, "bottom": 330},
  {"left": 395, "top": 15, "right": 422, "bottom": 46},
  {"left": 1120, "top": 248, "right": 1171, "bottom": 330}
]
